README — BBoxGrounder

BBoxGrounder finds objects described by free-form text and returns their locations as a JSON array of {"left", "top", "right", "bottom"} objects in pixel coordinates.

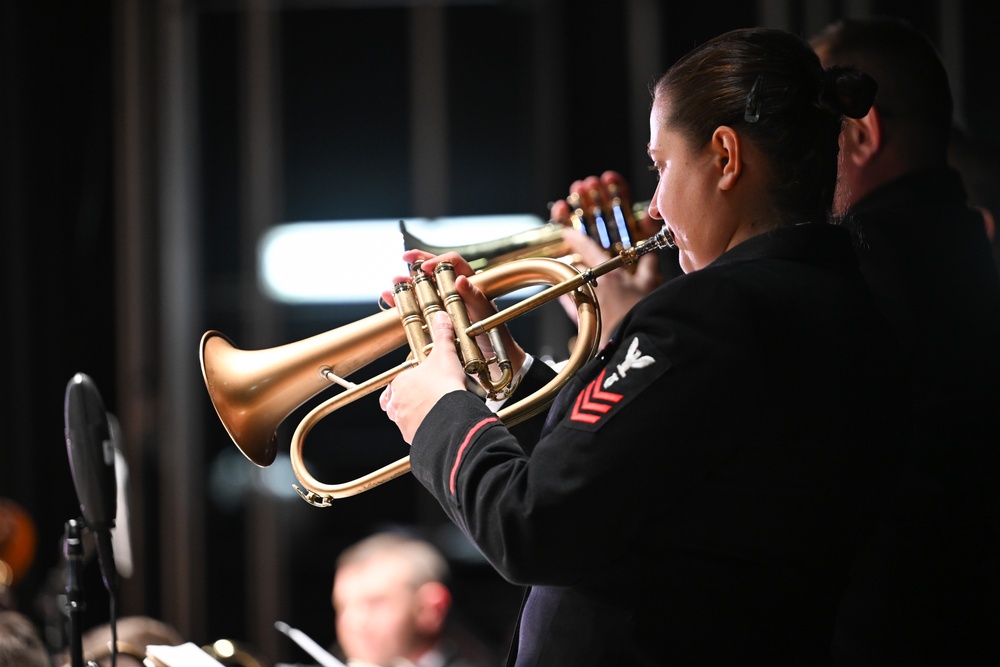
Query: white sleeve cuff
[{"left": 484, "top": 354, "right": 535, "bottom": 412}]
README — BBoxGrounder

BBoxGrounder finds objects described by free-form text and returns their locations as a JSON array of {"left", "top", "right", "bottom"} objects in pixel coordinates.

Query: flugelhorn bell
[{"left": 200, "top": 306, "right": 404, "bottom": 467}]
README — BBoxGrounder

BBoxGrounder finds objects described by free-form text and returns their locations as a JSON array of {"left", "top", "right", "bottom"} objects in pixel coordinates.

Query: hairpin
[{"left": 744, "top": 74, "right": 764, "bottom": 123}]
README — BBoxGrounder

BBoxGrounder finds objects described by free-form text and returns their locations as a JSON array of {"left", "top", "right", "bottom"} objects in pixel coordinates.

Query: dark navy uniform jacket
[
  {"left": 832, "top": 167, "right": 1000, "bottom": 666},
  {"left": 410, "top": 223, "right": 907, "bottom": 666}
]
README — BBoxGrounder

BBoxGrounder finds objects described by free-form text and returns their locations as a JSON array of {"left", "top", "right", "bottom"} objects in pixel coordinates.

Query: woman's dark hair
[{"left": 653, "top": 28, "right": 876, "bottom": 225}]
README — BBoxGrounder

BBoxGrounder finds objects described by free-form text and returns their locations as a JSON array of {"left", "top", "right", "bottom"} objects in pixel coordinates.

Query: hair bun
[{"left": 818, "top": 66, "right": 878, "bottom": 119}]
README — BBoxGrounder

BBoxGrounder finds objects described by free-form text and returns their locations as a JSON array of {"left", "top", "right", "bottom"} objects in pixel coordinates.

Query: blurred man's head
[
  {"left": 53, "top": 615, "right": 185, "bottom": 667},
  {"left": 332, "top": 533, "right": 452, "bottom": 667},
  {"left": 0, "top": 611, "right": 49, "bottom": 667},
  {"left": 810, "top": 17, "right": 954, "bottom": 214}
]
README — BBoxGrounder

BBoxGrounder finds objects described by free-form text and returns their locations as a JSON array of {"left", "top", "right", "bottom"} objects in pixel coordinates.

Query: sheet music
[
  {"left": 144, "top": 642, "right": 226, "bottom": 667},
  {"left": 275, "top": 621, "right": 347, "bottom": 667}
]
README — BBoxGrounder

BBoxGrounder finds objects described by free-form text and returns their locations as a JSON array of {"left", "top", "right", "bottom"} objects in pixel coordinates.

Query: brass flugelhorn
[{"left": 200, "top": 228, "right": 675, "bottom": 505}]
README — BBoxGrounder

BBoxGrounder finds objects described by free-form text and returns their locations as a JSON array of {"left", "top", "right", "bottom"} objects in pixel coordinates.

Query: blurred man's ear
[
  {"left": 842, "top": 107, "right": 884, "bottom": 168},
  {"left": 975, "top": 205, "right": 995, "bottom": 241},
  {"left": 414, "top": 582, "right": 452, "bottom": 634}
]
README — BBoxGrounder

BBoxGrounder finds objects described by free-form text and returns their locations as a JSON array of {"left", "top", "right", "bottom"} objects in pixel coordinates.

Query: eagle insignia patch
[{"left": 565, "top": 333, "right": 669, "bottom": 430}]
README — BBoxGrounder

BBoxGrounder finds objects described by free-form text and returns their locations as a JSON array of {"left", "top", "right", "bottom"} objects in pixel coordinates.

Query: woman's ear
[{"left": 712, "top": 126, "right": 742, "bottom": 190}]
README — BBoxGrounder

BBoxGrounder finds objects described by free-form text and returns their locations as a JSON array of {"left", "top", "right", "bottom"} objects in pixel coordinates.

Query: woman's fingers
[
  {"left": 383, "top": 311, "right": 468, "bottom": 442},
  {"left": 562, "top": 227, "right": 611, "bottom": 268}
]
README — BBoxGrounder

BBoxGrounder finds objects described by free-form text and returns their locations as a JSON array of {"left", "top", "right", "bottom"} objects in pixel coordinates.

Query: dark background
[{"left": 3, "top": 0, "right": 998, "bottom": 665}]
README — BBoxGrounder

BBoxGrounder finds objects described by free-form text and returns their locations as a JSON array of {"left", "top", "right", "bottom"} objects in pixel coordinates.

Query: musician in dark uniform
[
  {"left": 810, "top": 18, "right": 1000, "bottom": 664},
  {"left": 380, "top": 28, "right": 906, "bottom": 665}
]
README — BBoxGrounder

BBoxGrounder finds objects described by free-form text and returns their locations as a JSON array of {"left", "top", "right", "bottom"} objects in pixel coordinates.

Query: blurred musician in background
[
  {"left": 331, "top": 533, "right": 488, "bottom": 667},
  {"left": 0, "top": 498, "right": 37, "bottom": 613},
  {"left": 808, "top": 17, "right": 1000, "bottom": 664},
  {"left": 949, "top": 126, "right": 1000, "bottom": 274},
  {"left": 0, "top": 610, "right": 50, "bottom": 667},
  {"left": 53, "top": 615, "right": 185, "bottom": 667}
]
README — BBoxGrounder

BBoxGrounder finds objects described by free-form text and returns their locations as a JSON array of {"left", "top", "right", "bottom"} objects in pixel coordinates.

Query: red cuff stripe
[{"left": 449, "top": 416, "right": 499, "bottom": 495}]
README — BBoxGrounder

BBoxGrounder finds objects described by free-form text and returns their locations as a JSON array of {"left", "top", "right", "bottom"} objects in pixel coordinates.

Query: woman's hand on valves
[
  {"left": 380, "top": 310, "right": 466, "bottom": 444},
  {"left": 379, "top": 250, "right": 526, "bottom": 443}
]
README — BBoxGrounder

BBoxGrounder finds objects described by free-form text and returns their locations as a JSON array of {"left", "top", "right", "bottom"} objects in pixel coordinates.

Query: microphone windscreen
[
  {"left": 64, "top": 372, "right": 119, "bottom": 592},
  {"left": 64, "top": 373, "right": 117, "bottom": 529}
]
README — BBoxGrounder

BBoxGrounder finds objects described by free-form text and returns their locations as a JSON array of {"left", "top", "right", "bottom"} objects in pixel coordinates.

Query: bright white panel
[{"left": 258, "top": 215, "right": 546, "bottom": 304}]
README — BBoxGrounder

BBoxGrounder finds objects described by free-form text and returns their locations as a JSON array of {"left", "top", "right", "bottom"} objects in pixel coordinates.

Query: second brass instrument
[{"left": 400, "top": 198, "right": 651, "bottom": 271}]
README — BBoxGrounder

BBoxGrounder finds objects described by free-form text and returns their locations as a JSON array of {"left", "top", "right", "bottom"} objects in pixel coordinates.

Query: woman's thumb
[
  {"left": 432, "top": 310, "right": 454, "bottom": 339},
  {"left": 429, "top": 311, "right": 459, "bottom": 365}
]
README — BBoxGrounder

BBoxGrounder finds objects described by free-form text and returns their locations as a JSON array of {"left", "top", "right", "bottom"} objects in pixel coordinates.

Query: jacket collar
[
  {"left": 850, "top": 165, "right": 967, "bottom": 218},
  {"left": 708, "top": 222, "right": 856, "bottom": 268}
]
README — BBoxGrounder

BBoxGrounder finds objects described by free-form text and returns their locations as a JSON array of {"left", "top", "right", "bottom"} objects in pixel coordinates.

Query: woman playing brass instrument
[{"left": 380, "top": 28, "right": 903, "bottom": 665}]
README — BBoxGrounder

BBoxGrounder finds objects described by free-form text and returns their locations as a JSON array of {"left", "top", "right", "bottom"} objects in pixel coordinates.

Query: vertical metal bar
[
  {"left": 757, "top": 0, "right": 791, "bottom": 30},
  {"left": 803, "top": 0, "right": 835, "bottom": 37},
  {"left": 529, "top": 0, "right": 568, "bottom": 205},
  {"left": 625, "top": 0, "right": 663, "bottom": 193},
  {"left": 112, "top": 0, "right": 154, "bottom": 618},
  {"left": 844, "top": 0, "right": 873, "bottom": 19},
  {"left": 156, "top": 0, "right": 205, "bottom": 640},
  {"left": 0, "top": 1, "right": 30, "bottom": 508},
  {"left": 410, "top": 1, "right": 449, "bottom": 217},
  {"left": 939, "top": 0, "right": 965, "bottom": 129},
  {"left": 241, "top": 0, "right": 284, "bottom": 663}
]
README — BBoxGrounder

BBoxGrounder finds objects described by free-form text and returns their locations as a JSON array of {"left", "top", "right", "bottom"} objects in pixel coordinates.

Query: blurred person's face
[{"left": 333, "top": 555, "right": 422, "bottom": 666}]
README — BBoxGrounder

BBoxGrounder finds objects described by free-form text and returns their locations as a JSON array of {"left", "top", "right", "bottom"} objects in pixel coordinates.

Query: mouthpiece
[
  {"left": 649, "top": 226, "right": 676, "bottom": 250},
  {"left": 618, "top": 226, "right": 675, "bottom": 267}
]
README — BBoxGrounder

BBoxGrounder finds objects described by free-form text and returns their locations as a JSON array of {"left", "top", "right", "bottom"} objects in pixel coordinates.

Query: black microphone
[{"left": 64, "top": 372, "right": 118, "bottom": 594}]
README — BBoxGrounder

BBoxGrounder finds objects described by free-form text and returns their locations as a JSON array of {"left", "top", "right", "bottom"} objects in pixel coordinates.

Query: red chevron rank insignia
[
  {"left": 564, "top": 333, "right": 669, "bottom": 430},
  {"left": 569, "top": 369, "right": 623, "bottom": 423}
]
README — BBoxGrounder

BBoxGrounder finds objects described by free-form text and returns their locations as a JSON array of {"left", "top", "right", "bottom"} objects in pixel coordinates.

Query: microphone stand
[{"left": 63, "top": 519, "right": 86, "bottom": 667}]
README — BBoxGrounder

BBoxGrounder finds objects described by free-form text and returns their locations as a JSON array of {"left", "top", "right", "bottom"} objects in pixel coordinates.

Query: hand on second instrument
[
  {"left": 550, "top": 171, "right": 664, "bottom": 346},
  {"left": 550, "top": 170, "right": 660, "bottom": 246},
  {"left": 380, "top": 311, "right": 467, "bottom": 443}
]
